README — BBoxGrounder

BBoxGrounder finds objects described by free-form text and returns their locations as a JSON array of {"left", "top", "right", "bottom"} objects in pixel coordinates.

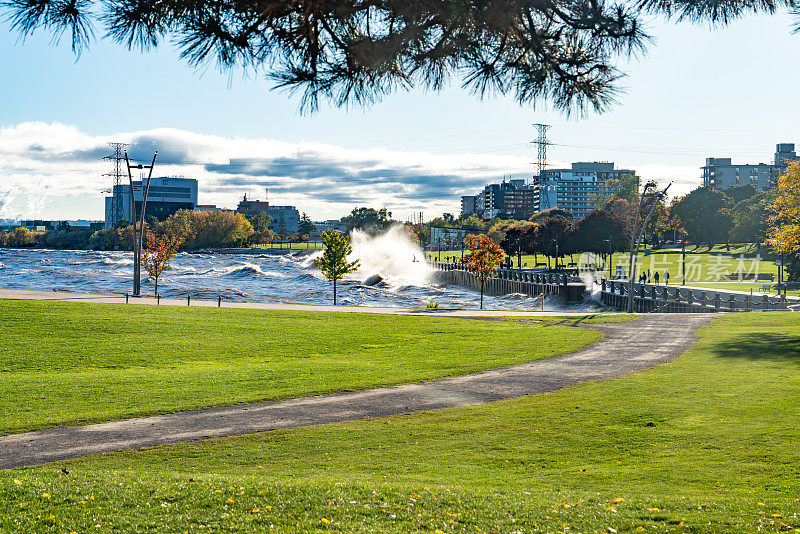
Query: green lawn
[
  {"left": 4, "top": 313, "right": 800, "bottom": 532},
  {"left": 0, "top": 299, "right": 599, "bottom": 435},
  {"left": 430, "top": 245, "right": 795, "bottom": 295}
]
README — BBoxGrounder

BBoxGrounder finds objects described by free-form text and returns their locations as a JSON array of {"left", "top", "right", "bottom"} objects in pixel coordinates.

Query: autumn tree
[
  {"left": 141, "top": 231, "right": 180, "bottom": 296},
  {"left": 768, "top": 162, "right": 800, "bottom": 280},
  {"left": 460, "top": 234, "right": 504, "bottom": 310},
  {"left": 314, "top": 230, "right": 360, "bottom": 305},
  {"left": 532, "top": 216, "right": 576, "bottom": 269},
  {"left": 3, "top": 227, "right": 39, "bottom": 247}
]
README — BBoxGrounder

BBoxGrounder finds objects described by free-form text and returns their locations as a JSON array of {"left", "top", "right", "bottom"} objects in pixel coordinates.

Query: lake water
[{"left": 0, "top": 228, "right": 601, "bottom": 311}]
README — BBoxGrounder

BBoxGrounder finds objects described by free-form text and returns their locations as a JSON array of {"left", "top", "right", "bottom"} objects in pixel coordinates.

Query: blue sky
[{"left": 2, "top": 10, "right": 800, "bottom": 220}]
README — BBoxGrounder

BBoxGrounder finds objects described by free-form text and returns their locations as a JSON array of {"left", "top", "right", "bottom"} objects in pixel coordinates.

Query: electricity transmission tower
[
  {"left": 532, "top": 123, "right": 552, "bottom": 210},
  {"left": 532, "top": 123, "right": 550, "bottom": 175},
  {"left": 103, "top": 142, "right": 128, "bottom": 226}
]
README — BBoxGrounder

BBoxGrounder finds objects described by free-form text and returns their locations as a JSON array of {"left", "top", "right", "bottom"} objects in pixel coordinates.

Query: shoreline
[{"left": 0, "top": 287, "right": 624, "bottom": 317}]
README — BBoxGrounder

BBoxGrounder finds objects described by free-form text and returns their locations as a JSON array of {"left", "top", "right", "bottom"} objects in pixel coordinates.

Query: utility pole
[
  {"left": 124, "top": 150, "right": 158, "bottom": 297},
  {"left": 103, "top": 142, "right": 128, "bottom": 227}
]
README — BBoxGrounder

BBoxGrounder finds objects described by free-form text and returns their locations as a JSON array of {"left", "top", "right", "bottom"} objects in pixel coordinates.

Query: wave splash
[{"left": 348, "top": 225, "right": 431, "bottom": 286}]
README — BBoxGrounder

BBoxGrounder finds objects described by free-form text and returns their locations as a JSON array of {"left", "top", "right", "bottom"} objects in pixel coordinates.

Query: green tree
[
  {"left": 725, "top": 184, "right": 758, "bottom": 205},
  {"left": 530, "top": 208, "right": 574, "bottom": 223},
  {"left": 460, "top": 234, "right": 504, "bottom": 310},
  {"left": 342, "top": 207, "right": 393, "bottom": 234},
  {"left": 591, "top": 174, "right": 641, "bottom": 210},
  {"left": 669, "top": 187, "right": 732, "bottom": 249},
  {"left": 314, "top": 230, "right": 361, "bottom": 305},
  {"left": 298, "top": 213, "right": 316, "bottom": 236},
  {"left": 249, "top": 212, "right": 275, "bottom": 245},
  {"left": 729, "top": 190, "right": 775, "bottom": 246}
]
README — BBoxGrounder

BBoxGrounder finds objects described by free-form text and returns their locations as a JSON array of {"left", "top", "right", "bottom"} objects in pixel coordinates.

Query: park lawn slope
[
  {"left": 3, "top": 313, "right": 799, "bottom": 533},
  {"left": 0, "top": 299, "right": 600, "bottom": 434}
]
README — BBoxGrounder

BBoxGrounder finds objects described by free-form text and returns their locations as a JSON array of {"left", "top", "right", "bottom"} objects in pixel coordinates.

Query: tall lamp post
[
  {"left": 551, "top": 239, "right": 559, "bottom": 271},
  {"left": 681, "top": 241, "right": 686, "bottom": 286},
  {"left": 125, "top": 150, "right": 158, "bottom": 297},
  {"left": 627, "top": 182, "right": 671, "bottom": 313}
]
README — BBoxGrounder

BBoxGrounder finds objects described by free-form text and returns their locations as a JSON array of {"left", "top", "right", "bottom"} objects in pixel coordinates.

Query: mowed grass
[
  {"left": 431, "top": 245, "right": 797, "bottom": 296},
  {"left": 3, "top": 313, "right": 799, "bottom": 533},
  {"left": 0, "top": 299, "right": 600, "bottom": 435}
]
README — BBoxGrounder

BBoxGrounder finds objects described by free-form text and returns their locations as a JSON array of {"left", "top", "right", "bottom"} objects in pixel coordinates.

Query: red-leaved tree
[
  {"left": 142, "top": 231, "right": 181, "bottom": 297},
  {"left": 460, "top": 234, "right": 504, "bottom": 310}
]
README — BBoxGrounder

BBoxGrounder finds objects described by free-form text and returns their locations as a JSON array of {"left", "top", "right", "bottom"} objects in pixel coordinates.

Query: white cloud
[{"left": 0, "top": 122, "right": 703, "bottom": 221}]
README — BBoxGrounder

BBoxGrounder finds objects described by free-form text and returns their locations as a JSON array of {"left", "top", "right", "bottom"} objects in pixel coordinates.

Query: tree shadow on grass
[{"left": 708, "top": 333, "right": 800, "bottom": 363}]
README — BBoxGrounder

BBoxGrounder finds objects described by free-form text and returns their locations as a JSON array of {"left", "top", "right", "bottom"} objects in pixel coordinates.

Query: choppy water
[{"left": 0, "top": 239, "right": 600, "bottom": 311}]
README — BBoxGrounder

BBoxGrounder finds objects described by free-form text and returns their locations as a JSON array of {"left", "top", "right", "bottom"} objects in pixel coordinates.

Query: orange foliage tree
[
  {"left": 768, "top": 161, "right": 800, "bottom": 258},
  {"left": 460, "top": 233, "right": 504, "bottom": 309},
  {"left": 142, "top": 231, "right": 181, "bottom": 296}
]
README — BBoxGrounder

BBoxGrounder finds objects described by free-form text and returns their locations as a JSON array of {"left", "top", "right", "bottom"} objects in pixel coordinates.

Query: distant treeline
[{"left": 0, "top": 210, "right": 269, "bottom": 251}]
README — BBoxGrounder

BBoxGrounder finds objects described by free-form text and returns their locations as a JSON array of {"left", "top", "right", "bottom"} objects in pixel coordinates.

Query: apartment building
[
  {"left": 702, "top": 143, "right": 797, "bottom": 191},
  {"left": 531, "top": 162, "right": 637, "bottom": 219}
]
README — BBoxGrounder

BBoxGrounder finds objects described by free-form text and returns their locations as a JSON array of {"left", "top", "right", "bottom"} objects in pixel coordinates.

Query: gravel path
[{"left": 0, "top": 312, "right": 713, "bottom": 469}]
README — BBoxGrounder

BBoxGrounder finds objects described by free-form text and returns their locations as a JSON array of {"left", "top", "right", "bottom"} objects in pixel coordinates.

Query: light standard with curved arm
[{"left": 627, "top": 182, "right": 671, "bottom": 313}]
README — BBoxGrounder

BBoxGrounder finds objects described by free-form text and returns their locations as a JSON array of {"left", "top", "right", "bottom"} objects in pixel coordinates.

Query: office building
[
  {"left": 531, "top": 162, "right": 637, "bottom": 220},
  {"left": 105, "top": 177, "right": 198, "bottom": 228},
  {"left": 702, "top": 143, "right": 797, "bottom": 191},
  {"left": 236, "top": 194, "right": 300, "bottom": 235}
]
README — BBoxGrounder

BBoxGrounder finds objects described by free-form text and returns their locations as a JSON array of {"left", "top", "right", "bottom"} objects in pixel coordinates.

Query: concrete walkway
[
  {"left": 0, "top": 310, "right": 713, "bottom": 470},
  {"left": 0, "top": 287, "right": 620, "bottom": 317}
]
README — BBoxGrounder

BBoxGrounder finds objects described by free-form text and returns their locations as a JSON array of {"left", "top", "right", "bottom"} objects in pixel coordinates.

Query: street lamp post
[
  {"left": 682, "top": 242, "right": 686, "bottom": 286},
  {"left": 124, "top": 150, "right": 158, "bottom": 297},
  {"left": 627, "top": 182, "right": 671, "bottom": 313},
  {"left": 551, "top": 239, "right": 559, "bottom": 271}
]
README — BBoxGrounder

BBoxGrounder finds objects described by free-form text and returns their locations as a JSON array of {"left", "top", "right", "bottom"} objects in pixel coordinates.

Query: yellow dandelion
[
  {"left": 42, "top": 493, "right": 51, "bottom": 499},
  {"left": 13, "top": 479, "right": 22, "bottom": 485},
  {"left": 610, "top": 498, "right": 625, "bottom": 504},
  {"left": 251, "top": 508, "right": 261, "bottom": 514},
  {"left": 226, "top": 498, "right": 235, "bottom": 504},
  {"left": 321, "top": 518, "right": 331, "bottom": 525},
  {"left": 647, "top": 507, "right": 660, "bottom": 512}
]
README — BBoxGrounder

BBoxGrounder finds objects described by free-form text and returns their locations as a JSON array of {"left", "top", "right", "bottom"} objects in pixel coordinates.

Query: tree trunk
[
  {"left": 333, "top": 278, "right": 337, "bottom": 306},
  {"left": 480, "top": 279, "right": 484, "bottom": 310},
  {"left": 154, "top": 276, "right": 158, "bottom": 297}
]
